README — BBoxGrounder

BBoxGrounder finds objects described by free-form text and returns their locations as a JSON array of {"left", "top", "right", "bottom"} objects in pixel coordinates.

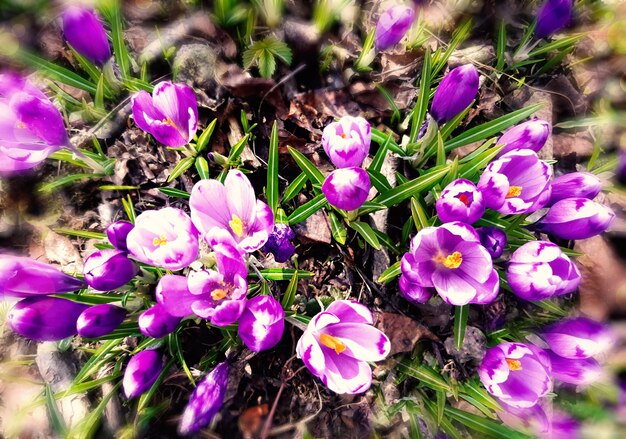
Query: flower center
[
  {"left": 506, "top": 186, "right": 522, "bottom": 198},
  {"left": 211, "top": 288, "right": 228, "bottom": 301},
  {"left": 152, "top": 234, "right": 168, "bottom": 247},
  {"left": 162, "top": 117, "right": 178, "bottom": 129},
  {"left": 229, "top": 215, "right": 244, "bottom": 237},
  {"left": 340, "top": 133, "right": 347, "bottom": 139},
  {"left": 319, "top": 333, "right": 346, "bottom": 354},
  {"left": 458, "top": 194, "right": 470, "bottom": 206},
  {"left": 506, "top": 358, "right": 522, "bottom": 371},
  {"left": 434, "top": 251, "right": 463, "bottom": 269},
  {"left": 16, "top": 121, "right": 26, "bottom": 129}
]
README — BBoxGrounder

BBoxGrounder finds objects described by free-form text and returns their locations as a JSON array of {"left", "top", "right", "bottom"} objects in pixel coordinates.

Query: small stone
[
  {"left": 444, "top": 326, "right": 487, "bottom": 365},
  {"left": 552, "top": 132, "right": 594, "bottom": 161},
  {"left": 293, "top": 210, "right": 332, "bottom": 244}
]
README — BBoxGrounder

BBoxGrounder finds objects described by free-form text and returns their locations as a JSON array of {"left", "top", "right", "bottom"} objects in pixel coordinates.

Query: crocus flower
[
  {"left": 106, "top": 221, "right": 135, "bottom": 252},
  {"left": 548, "top": 352, "right": 602, "bottom": 386},
  {"left": 0, "top": 72, "right": 69, "bottom": 175},
  {"left": 190, "top": 170, "right": 274, "bottom": 253},
  {"left": 435, "top": 179, "right": 485, "bottom": 224},
  {"left": 506, "top": 241, "right": 581, "bottom": 301},
  {"left": 548, "top": 410, "right": 580, "bottom": 439},
  {"left": 496, "top": 119, "right": 551, "bottom": 157},
  {"left": 238, "top": 296, "right": 285, "bottom": 352},
  {"left": 61, "top": 6, "right": 111, "bottom": 65},
  {"left": 476, "top": 227, "right": 507, "bottom": 258},
  {"left": 138, "top": 304, "right": 181, "bottom": 338},
  {"left": 617, "top": 149, "right": 626, "bottom": 185},
  {"left": 322, "top": 116, "right": 371, "bottom": 168},
  {"left": 296, "top": 300, "right": 391, "bottom": 394},
  {"left": 478, "top": 342, "right": 552, "bottom": 408},
  {"left": 321, "top": 167, "right": 371, "bottom": 211},
  {"left": 536, "top": 0, "right": 573, "bottom": 38},
  {"left": 178, "top": 362, "right": 228, "bottom": 435},
  {"left": 497, "top": 401, "right": 550, "bottom": 437},
  {"left": 131, "top": 81, "right": 198, "bottom": 147},
  {"left": 0, "top": 254, "right": 84, "bottom": 298},
  {"left": 8, "top": 296, "right": 88, "bottom": 341},
  {"left": 541, "top": 317, "right": 614, "bottom": 359},
  {"left": 430, "top": 64, "right": 479, "bottom": 124},
  {"left": 83, "top": 249, "right": 138, "bottom": 291},
  {"left": 535, "top": 198, "right": 615, "bottom": 240},
  {"left": 264, "top": 223, "right": 296, "bottom": 262},
  {"left": 478, "top": 149, "right": 552, "bottom": 214},
  {"left": 548, "top": 172, "right": 602, "bottom": 206},
  {"left": 399, "top": 274, "right": 433, "bottom": 304},
  {"left": 374, "top": 4, "right": 416, "bottom": 50},
  {"left": 126, "top": 207, "right": 199, "bottom": 270},
  {"left": 76, "top": 304, "right": 126, "bottom": 338},
  {"left": 123, "top": 350, "right": 163, "bottom": 399},
  {"left": 400, "top": 222, "right": 499, "bottom": 306}
]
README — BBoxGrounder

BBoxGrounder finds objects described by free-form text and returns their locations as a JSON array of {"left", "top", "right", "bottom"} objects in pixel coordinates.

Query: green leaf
[
  {"left": 454, "top": 305, "right": 469, "bottom": 350},
  {"left": 496, "top": 22, "right": 507, "bottom": 71},
  {"left": 102, "top": 0, "right": 131, "bottom": 79},
  {"left": 410, "top": 49, "right": 432, "bottom": 143},
  {"left": 70, "top": 382, "right": 122, "bottom": 439},
  {"left": 53, "top": 228, "right": 106, "bottom": 240},
  {"left": 267, "top": 121, "right": 280, "bottom": 213},
  {"left": 287, "top": 146, "right": 324, "bottom": 185},
  {"left": 329, "top": 211, "right": 347, "bottom": 245},
  {"left": 372, "top": 165, "right": 449, "bottom": 208},
  {"left": 444, "top": 406, "right": 530, "bottom": 439},
  {"left": 283, "top": 172, "right": 308, "bottom": 203},
  {"left": 44, "top": 384, "right": 68, "bottom": 437},
  {"left": 94, "top": 74, "right": 105, "bottom": 109},
  {"left": 350, "top": 221, "right": 381, "bottom": 250},
  {"left": 377, "top": 261, "right": 401, "bottom": 283},
  {"left": 288, "top": 194, "right": 327, "bottom": 224},
  {"left": 121, "top": 195, "right": 136, "bottom": 223},
  {"left": 436, "top": 389, "right": 446, "bottom": 425},
  {"left": 39, "top": 174, "right": 100, "bottom": 193},
  {"left": 243, "top": 36, "right": 292, "bottom": 78},
  {"left": 371, "top": 128, "right": 405, "bottom": 156},
  {"left": 196, "top": 118, "right": 217, "bottom": 153},
  {"left": 167, "top": 156, "right": 195, "bottom": 182},
  {"left": 458, "top": 141, "right": 502, "bottom": 179},
  {"left": 16, "top": 51, "right": 98, "bottom": 95},
  {"left": 258, "top": 49, "right": 277, "bottom": 78},
  {"left": 370, "top": 133, "right": 392, "bottom": 172},
  {"left": 281, "top": 270, "right": 299, "bottom": 309},
  {"left": 460, "top": 381, "right": 502, "bottom": 413},
  {"left": 368, "top": 169, "right": 392, "bottom": 192},
  {"left": 397, "top": 360, "right": 451, "bottom": 392},
  {"left": 195, "top": 156, "right": 210, "bottom": 179},
  {"left": 527, "top": 34, "right": 583, "bottom": 58},
  {"left": 410, "top": 197, "right": 429, "bottom": 231},
  {"left": 257, "top": 268, "right": 312, "bottom": 281},
  {"left": 169, "top": 332, "right": 194, "bottom": 385},
  {"left": 157, "top": 187, "right": 191, "bottom": 199}
]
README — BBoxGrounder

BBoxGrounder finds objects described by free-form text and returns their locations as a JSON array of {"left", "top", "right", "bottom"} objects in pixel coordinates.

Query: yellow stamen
[
  {"left": 319, "top": 333, "right": 346, "bottom": 354},
  {"left": 340, "top": 133, "right": 347, "bottom": 139},
  {"left": 162, "top": 117, "right": 177, "bottom": 129},
  {"left": 435, "top": 251, "right": 463, "bottom": 269},
  {"left": 229, "top": 215, "right": 244, "bottom": 237},
  {"left": 506, "top": 358, "right": 522, "bottom": 371},
  {"left": 16, "top": 121, "right": 26, "bottom": 129},
  {"left": 152, "top": 234, "right": 168, "bottom": 247},
  {"left": 211, "top": 289, "right": 228, "bottom": 301},
  {"left": 506, "top": 186, "right": 522, "bottom": 198}
]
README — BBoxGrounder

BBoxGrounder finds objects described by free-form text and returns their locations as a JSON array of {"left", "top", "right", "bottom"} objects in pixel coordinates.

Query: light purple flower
[
  {"left": 138, "top": 304, "right": 181, "bottom": 338},
  {"left": 8, "top": 296, "right": 88, "bottom": 341},
  {"left": 238, "top": 296, "right": 285, "bottom": 352},
  {"left": 548, "top": 352, "right": 602, "bottom": 386},
  {"left": 322, "top": 116, "right": 371, "bottom": 168},
  {"left": 178, "top": 362, "right": 228, "bottom": 435},
  {"left": 374, "top": 4, "right": 416, "bottom": 50},
  {"left": 61, "top": 6, "right": 111, "bottom": 65},
  {"left": 83, "top": 249, "right": 138, "bottom": 291},
  {"left": 398, "top": 275, "right": 433, "bottom": 304},
  {"left": 541, "top": 317, "right": 614, "bottom": 359},
  {"left": 126, "top": 207, "right": 199, "bottom": 270},
  {"left": 536, "top": 0, "right": 573, "bottom": 38},
  {"left": 0, "top": 254, "right": 84, "bottom": 298},
  {"left": 497, "top": 401, "right": 550, "bottom": 437},
  {"left": 190, "top": 170, "right": 274, "bottom": 253},
  {"left": 506, "top": 241, "right": 581, "bottom": 301},
  {"left": 548, "top": 410, "right": 580, "bottom": 439},
  {"left": 296, "top": 300, "right": 391, "bottom": 394},
  {"left": 478, "top": 149, "right": 552, "bottom": 214},
  {"left": 321, "top": 167, "right": 371, "bottom": 211},
  {"left": 548, "top": 172, "right": 602, "bottom": 206},
  {"left": 263, "top": 223, "right": 296, "bottom": 262},
  {"left": 496, "top": 119, "right": 551, "bottom": 157},
  {"left": 400, "top": 222, "right": 499, "bottom": 306},
  {"left": 476, "top": 227, "right": 507, "bottom": 258},
  {"left": 430, "top": 64, "right": 479, "bottom": 124},
  {"left": 106, "top": 221, "right": 134, "bottom": 252},
  {"left": 131, "top": 81, "right": 198, "bottom": 147},
  {"left": 123, "top": 350, "right": 163, "bottom": 399},
  {"left": 435, "top": 179, "right": 485, "bottom": 224},
  {"left": 77, "top": 304, "right": 126, "bottom": 338},
  {"left": 535, "top": 198, "right": 615, "bottom": 240},
  {"left": 478, "top": 342, "right": 552, "bottom": 408}
]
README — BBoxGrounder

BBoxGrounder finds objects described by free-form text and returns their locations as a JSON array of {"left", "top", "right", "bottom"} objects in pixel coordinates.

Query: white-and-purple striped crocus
[
  {"left": 321, "top": 167, "right": 371, "bottom": 211},
  {"left": 435, "top": 179, "right": 485, "bottom": 224},
  {"left": 190, "top": 170, "right": 274, "bottom": 253},
  {"left": 506, "top": 241, "right": 581, "bottom": 301},
  {"left": 126, "top": 207, "right": 199, "bottom": 271},
  {"left": 238, "top": 296, "right": 285, "bottom": 352},
  {"left": 496, "top": 119, "right": 551, "bottom": 157},
  {"left": 476, "top": 227, "right": 507, "bottom": 259},
  {"left": 535, "top": 0, "right": 573, "bottom": 39},
  {"left": 399, "top": 222, "right": 499, "bottom": 306},
  {"left": 478, "top": 149, "right": 552, "bottom": 214},
  {"left": 322, "top": 116, "right": 371, "bottom": 168},
  {"left": 123, "top": 350, "right": 163, "bottom": 399},
  {"left": 374, "top": 4, "right": 416, "bottom": 50},
  {"left": 430, "top": 64, "right": 479, "bottom": 125},
  {"left": 535, "top": 198, "right": 615, "bottom": 240},
  {"left": 296, "top": 300, "right": 391, "bottom": 394},
  {"left": 8, "top": 296, "right": 88, "bottom": 341},
  {"left": 131, "top": 81, "right": 198, "bottom": 147},
  {"left": 77, "top": 304, "right": 126, "bottom": 338},
  {"left": 478, "top": 342, "right": 552, "bottom": 408},
  {"left": 83, "top": 249, "right": 138, "bottom": 291},
  {"left": 61, "top": 6, "right": 111, "bottom": 65},
  {"left": 547, "top": 351, "right": 603, "bottom": 386},
  {"left": 548, "top": 172, "right": 602, "bottom": 206},
  {"left": 541, "top": 317, "right": 614, "bottom": 360}
]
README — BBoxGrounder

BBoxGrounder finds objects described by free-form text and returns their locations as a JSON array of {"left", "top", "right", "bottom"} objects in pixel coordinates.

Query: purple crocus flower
[
  {"left": 106, "top": 221, "right": 134, "bottom": 252},
  {"left": 374, "top": 4, "right": 416, "bottom": 50},
  {"left": 123, "top": 350, "right": 163, "bottom": 399},
  {"left": 547, "top": 352, "right": 602, "bottom": 386},
  {"left": 321, "top": 167, "right": 371, "bottom": 211},
  {"left": 535, "top": 198, "right": 615, "bottom": 240},
  {"left": 76, "top": 304, "right": 126, "bottom": 338},
  {"left": 138, "top": 304, "right": 181, "bottom": 338},
  {"left": 322, "top": 116, "right": 371, "bottom": 168},
  {"left": 131, "top": 81, "right": 198, "bottom": 147},
  {"left": 497, "top": 401, "right": 550, "bottom": 437},
  {"left": 548, "top": 172, "right": 602, "bottom": 206},
  {"left": 478, "top": 342, "right": 552, "bottom": 408},
  {"left": 476, "top": 227, "right": 507, "bottom": 259},
  {"left": 296, "top": 300, "right": 391, "bottom": 394},
  {"left": 435, "top": 179, "right": 485, "bottom": 224},
  {"left": 8, "top": 296, "right": 88, "bottom": 341},
  {"left": 548, "top": 410, "right": 580, "bottom": 439},
  {"left": 506, "top": 241, "right": 581, "bottom": 301},
  {"left": 400, "top": 222, "right": 499, "bottom": 306},
  {"left": 83, "top": 249, "right": 138, "bottom": 291},
  {"left": 617, "top": 149, "right": 626, "bottom": 185},
  {"left": 0, "top": 72, "right": 69, "bottom": 175},
  {"left": 178, "top": 362, "right": 228, "bottom": 435},
  {"left": 126, "top": 207, "right": 199, "bottom": 270},
  {"left": 0, "top": 254, "right": 84, "bottom": 298},
  {"left": 61, "top": 6, "right": 111, "bottom": 65},
  {"left": 541, "top": 317, "right": 614, "bottom": 359},
  {"left": 430, "top": 64, "right": 479, "bottom": 124},
  {"left": 496, "top": 119, "right": 551, "bottom": 157},
  {"left": 263, "top": 223, "right": 296, "bottom": 262},
  {"left": 190, "top": 170, "right": 274, "bottom": 253},
  {"left": 478, "top": 149, "right": 552, "bottom": 214},
  {"left": 536, "top": 0, "right": 573, "bottom": 39},
  {"left": 238, "top": 296, "right": 285, "bottom": 352},
  {"left": 399, "top": 274, "right": 433, "bottom": 304}
]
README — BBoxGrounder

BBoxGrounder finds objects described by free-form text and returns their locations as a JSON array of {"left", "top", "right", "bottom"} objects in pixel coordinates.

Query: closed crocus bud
[
  {"left": 535, "top": 198, "right": 615, "bottom": 240},
  {"left": 138, "top": 304, "right": 181, "bottom": 338},
  {"left": 8, "top": 297, "right": 88, "bottom": 341},
  {"left": 321, "top": 167, "right": 371, "bottom": 211},
  {"left": 430, "top": 64, "right": 479, "bottom": 124},
  {"left": 77, "top": 304, "right": 126, "bottom": 338},
  {"left": 548, "top": 352, "right": 602, "bottom": 386},
  {"left": 374, "top": 4, "right": 416, "bottom": 50},
  {"left": 322, "top": 116, "right": 371, "bottom": 168},
  {"left": 496, "top": 119, "right": 551, "bottom": 157},
  {"left": 83, "top": 249, "right": 138, "bottom": 291},
  {"left": 123, "top": 350, "right": 163, "bottom": 399},
  {"left": 399, "top": 275, "right": 433, "bottom": 304},
  {"left": 436, "top": 179, "right": 485, "bottom": 224},
  {"left": 476, "top": 227, "right": 507, "bottom": 258},
  {"left": 0, "top": 255, "right": 84, "bottom": 298},
  {"left": 178, "top": 362, "right": 228, "bottom": 435},
  {"left": 238, "top": 296, "right": 285, "bottom": 352},
  {"left": 106, "top": 221, "right": 134, "bottom": 252},
  {"left": 263, "top": 223, "right": 296, "bottom": 263},
  {"left": 61, "top": 6, "right": 111, "bottom": 65},
  {"left": 536, "top": 0, "right": 573, "bottom": 39},
  {"left": 548, "top": 172, "right": 602, "bottom": 206},
  {"left": 541, "top": 317, "right": 614, "bottom": 359}
]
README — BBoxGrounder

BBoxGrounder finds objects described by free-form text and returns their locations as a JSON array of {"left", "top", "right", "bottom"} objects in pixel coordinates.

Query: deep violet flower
[
  {"left": 138, "top": 304, "right": 181, "bottom": 338},
  {"left": 126, "top": 207, "right": 199, "bottom": 270},
  {"left": 374, "top": 4, "right": 416, "bottom": 50},
  {"left": 430, "top": 64, "right": 479, "bottom": 124},
  {"left": 238, "top": 296, "right": 285, "bottom": 352},
  {"left": 536, "top": 0, "right": 573, "bottom": 38},
  {"left": 496, "top": 119, "right": 551, "bottom": 157},
  {"left": 322, "top": 116, "right": 371, "bottom": 168},
  {"left": 506, "top": 241, "right": 581, "bottom": 301},
  {"left": 61, "top": 6, "right": 111, "bottom": 65},
  {"left": 264, "top": 223, "right": 296, "bottom": 262},
  {"left": 535, "top": 198, "right": 615, "bottom": 240},
  {"left": 76, "top": 304, "right": 126, "bottom": 338},
  {"left": 547, "top": 352, "right": 602, "bottom": 386},
  {"left": 123, "top": 350, "right": 163, "bottom": 399},
  {"left": 435, "top": 179, "right": 485, "bottom": 224},
  {"left": 190, "top": 170, "right": 274, "bottom": 253},
  {"left": 478, "top": 342, "right": 552, "bottom": 408},
  {"left": 548, "top": 172, "right": 602, "bottom": 206},
  {"left": 400, "top": 222, "right": 499, "bottom": 306},
  {"left": 541, "top": 317, "right": 614, "bottom": 360},
  {"left": 83, "top": 249, "right": 138, "bottom": 291},
  {"left": 131, "top": 81, "right": 198, "bottom": 147},
  {"left": 105, "top": 221, "right": 134, "bottom": 252},
  {"left": 296, "top": 300, "right": 391, "bottom": 394},
  {"left": 476, "top": 227, "right": 507, "bottom": 259},
  {"left": 8, "top": 296, "right": 88, "bottom": 341},
  {"left": 321, "top": 167, "right": 371, "bottom": 211}
]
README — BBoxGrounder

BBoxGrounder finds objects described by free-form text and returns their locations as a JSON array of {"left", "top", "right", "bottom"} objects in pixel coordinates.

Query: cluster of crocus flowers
[
  {"left": 61, "top": 5, "right": 111, "bottom": 66},
  {"left": 374, "top": 4, "right": 416, "bottom": 50}
]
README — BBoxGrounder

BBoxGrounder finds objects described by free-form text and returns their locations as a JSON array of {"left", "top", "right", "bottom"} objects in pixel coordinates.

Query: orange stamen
[
  {"left": 506, "top": 186, "right": 522, "bottom": 198},
  {"left": 319, "top": 333, "right": 346, "bottom": 354},
  {"left": 506, "top": 358, "right": 522, "bottom": 371}
]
